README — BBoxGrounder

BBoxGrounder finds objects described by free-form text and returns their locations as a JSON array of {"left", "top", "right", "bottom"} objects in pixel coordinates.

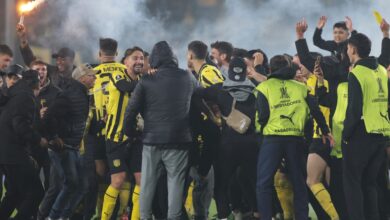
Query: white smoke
[{"left": 32, "top": 0, "right": 390, "bottom": 67}]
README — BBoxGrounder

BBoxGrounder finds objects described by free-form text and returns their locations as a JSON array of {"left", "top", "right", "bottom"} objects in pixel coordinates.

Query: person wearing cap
[
  {"left": 16, "top": 24, "right": 76, "bottom": 89},
  {"left": 194, "top": 57, "right": 259, "bottom": 219},
  {"left": 43, "top": 64, "right": 95, "bottom": 220},
  {"left": 0, "top": 64, "right": 25, "bottom": 111},
  {"left": 187, "top": 40, "right": 224, "bottom": 220},
  {"left": 255, "top": 55, "right": 333, "bottom": 220},
  {"left": 0, "top": 69, "right": 49, "bottom": 220}
]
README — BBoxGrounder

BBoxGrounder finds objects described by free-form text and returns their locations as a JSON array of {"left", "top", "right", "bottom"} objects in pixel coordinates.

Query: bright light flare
[{"left": 18, "top": 0, "right": 45, "bottom": 24}]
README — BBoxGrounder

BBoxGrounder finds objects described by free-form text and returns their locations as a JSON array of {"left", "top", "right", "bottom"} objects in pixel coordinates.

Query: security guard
[
  {"left": 255, "top": 55, "right": 333, "bottom": 220},
  {"left": 342, "top": 33, "right": 390, "bottom": 220}
]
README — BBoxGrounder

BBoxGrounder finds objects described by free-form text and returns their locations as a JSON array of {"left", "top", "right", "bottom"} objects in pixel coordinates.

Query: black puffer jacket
[
  {"left": 0, "top": 80, "right": 41, "bottom": 164},
  {"left": 44, "top": 78, "right": 89, "bottom": 148},
  {"left": 125, "top": 41, "right": 196, "bottom": 146}
]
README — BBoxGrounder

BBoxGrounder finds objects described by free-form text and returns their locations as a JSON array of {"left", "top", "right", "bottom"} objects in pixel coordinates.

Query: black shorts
[
  {"left": 85, "top": 135, "right": 107, "bottom": 160},
  {"left": 309, "top": 138, "right": 331, "bottom": 165},
  {"left": 106, "top": 140, "right": 129, "bottom": 175},
  {"left": 128, "top": 139, "right": 143, "bottom": 174}
]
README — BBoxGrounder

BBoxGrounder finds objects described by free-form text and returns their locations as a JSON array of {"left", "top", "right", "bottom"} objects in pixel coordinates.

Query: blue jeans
[
  {"left": 38, "top": 150, "right": 64, "bottom": 220},
  {"left": 49, "top": 149, "right": 83, "bottom": 219},
  {"left": 62, "top": 154, "right": 90, "bottom": 218},
  {"left": 256, "top": 136, "right": 308, "bottom": 220}
]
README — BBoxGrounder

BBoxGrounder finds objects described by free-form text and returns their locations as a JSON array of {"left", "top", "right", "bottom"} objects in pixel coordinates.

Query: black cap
[
  {"left": 6, "top": 64, "right": 24, "bottom": 77},
  {"left": 228, "top": 57, "right": 247, "bottom": 82},
  {"left": 21, "top": 69, "right": 39, "bottom": 84},
  {"left": 52, "top": 47, "right": 75, "bottom": 59}
]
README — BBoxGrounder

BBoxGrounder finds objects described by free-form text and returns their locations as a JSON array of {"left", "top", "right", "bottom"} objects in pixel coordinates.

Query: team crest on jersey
[{"left": 113, "top": 159, "right": 121, "bottom": 167}]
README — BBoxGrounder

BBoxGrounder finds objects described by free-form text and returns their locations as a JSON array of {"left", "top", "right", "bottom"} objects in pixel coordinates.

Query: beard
[{"left": 133, "top": 64, "right": 144, "bottom": 74}]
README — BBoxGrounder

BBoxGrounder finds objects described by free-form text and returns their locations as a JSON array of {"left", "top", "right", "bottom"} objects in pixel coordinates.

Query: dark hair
[
  {"left": 270, "top": 55, "right": 292, "bottom": 73},
  {"left": 232, "top": 48, "right": 249, "bottom": 58},
  {"left": 22, "top": 70, "right": 40, "bottom": 90},
  {"left": 0, "top": 44, "right": 13, "bottom": 57},
  {"left": 188, "top": 41, "right": 208, "bottom": 60},
  {"left": 210, "top": 41, "right": 233, "bottom": 62},
  {"left": 99, "top": 38, "right": 118, "bottom": 56},
  {"left": 30, "top": 60, "right": 47, "bottom": 68},
  {"left": 121, "top": 46, "right": 144, "bottom": 63},
  {"left": 348, "top": 33, "right": 371, "bottom": 58},
  {"left": 144, "top": 51, "right": 149, "bottom": 58},
  {"left": 333, "top": 22, "right": 348, "bottom": 31}
]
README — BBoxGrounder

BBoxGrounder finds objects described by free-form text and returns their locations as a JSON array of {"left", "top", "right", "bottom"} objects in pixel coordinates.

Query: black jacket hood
[
  {"left": 354, "top": 57, "right": 379, "bottom": 70},
  {"left": 149, "top": 41, "right": 178, "bottom": 69},
  {"left": 269, "top": 67, "right": 297, "bottom": 80},
  {"left": 8, "top": 80, "right": 34, "bottom": 98}
]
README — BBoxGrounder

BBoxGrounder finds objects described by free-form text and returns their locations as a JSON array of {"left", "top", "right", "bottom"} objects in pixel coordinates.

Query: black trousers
[
  {"left": 0, "top": 160, "right": 44, "bottom": 220},
  {"left": 214, "top": 133, "right": 258, "bottom": 219},
  {"left": 0, "top": 170, "right": 3, "bottom": 200},
  {"left": 377, "top": 156, "right": 389, "bottom": 220},
  {"left": 329, "top": 157, "right": 349, "bottom": 220},
  {"left": 342, "top": 123, "right": 386, "bottom": 220}
]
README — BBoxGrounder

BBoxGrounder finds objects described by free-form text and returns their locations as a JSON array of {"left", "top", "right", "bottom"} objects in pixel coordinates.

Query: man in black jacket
[
  {"left": 342, "top": 33, "right": 390, "bottom": 220},
  {"left": 30, "top": 60, "right": 63, "bottom": 220},
  {"left": 0, "top": 70, "right": 49, "bottom": 220},
  {"left": 313, "top": 16, "right": 356, "bottom": 56},
  {"left": 16, "top": 23, "right": 76, "bottom": 89},
  {"left": 44, "top": 64, "right": 95, "bottom": 220},
  {"left": 296, "top": 19, "right": 390, "bottom": 120},
  {"left": 125, "top": 41, "right": 196, "bottom": 220},
  {"left": 195, "top": 57, "right": 259, "bottom": 219}
]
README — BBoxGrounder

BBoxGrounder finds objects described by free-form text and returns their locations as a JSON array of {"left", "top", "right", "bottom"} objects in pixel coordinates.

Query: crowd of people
[{"left": 0, "top": 15, "right": 389, "bottom": 220}]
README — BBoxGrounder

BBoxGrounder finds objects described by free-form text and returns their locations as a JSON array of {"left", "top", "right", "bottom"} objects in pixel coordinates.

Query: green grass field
[
  {"left": 2, "top": 184, "right": 317, "bottom": 219},
  {"left": 207, "top": 199, "right": 317, "bottom": 220}
]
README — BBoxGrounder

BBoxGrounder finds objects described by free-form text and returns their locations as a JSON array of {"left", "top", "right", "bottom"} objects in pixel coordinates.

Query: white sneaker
[{"left": 232, "top": 211, "right": 243, "bottom": 220}]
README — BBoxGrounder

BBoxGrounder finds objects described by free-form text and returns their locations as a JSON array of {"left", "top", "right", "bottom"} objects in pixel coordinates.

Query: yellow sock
[
  {"left": 97, "top": 183, "right": 109, "bottom": 218},
  {"left": 101, "top": 185, "right": 120, "bottom": 220},
  {"left": 119, "top": 181, "right": 131, "bottom": 217},
  {"left": 310, "top": 183, "right": 339, "bottom": 220},
  {"left": 131, "top": 184, "right": 141, "bottom": 220},
  {"left": 274, "top": 171, "right": 294, "bottom": 220},
  {"left": 184, "top": 181, "right": 194, "bottom": 216}
]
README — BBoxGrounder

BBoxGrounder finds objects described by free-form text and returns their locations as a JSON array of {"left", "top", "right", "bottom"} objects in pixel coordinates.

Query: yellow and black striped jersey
[
  {"left": 307, "top": 74, "right": 330, "bottom": 138},
  {"left": 105, "top": 63, "right": 130, "bottom": 142},
  {"left": 198, "top": 64, "right": 224, "bottom": 88},
  {"left": 92, "top": 62, "right": 121, "bottom": 136}
]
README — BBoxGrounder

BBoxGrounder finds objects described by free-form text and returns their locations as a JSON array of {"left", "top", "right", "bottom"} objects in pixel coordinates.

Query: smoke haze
[{"left": 27, "top": 0, "right": 389, "bottom": 67}]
